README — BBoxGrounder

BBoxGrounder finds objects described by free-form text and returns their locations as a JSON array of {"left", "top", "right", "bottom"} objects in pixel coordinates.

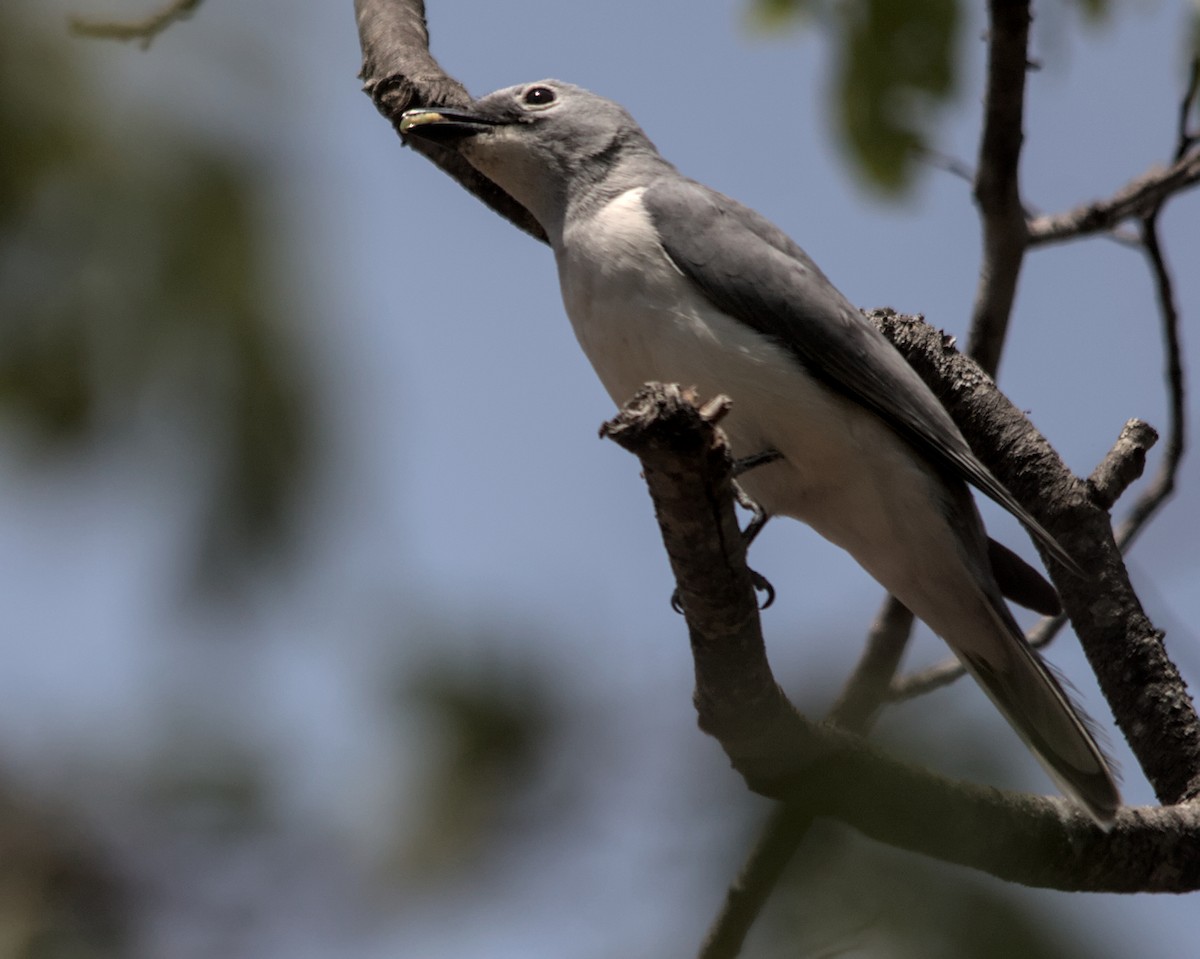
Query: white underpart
[{"left": 555, "top": 187, "right": 991, "bottom": 642}]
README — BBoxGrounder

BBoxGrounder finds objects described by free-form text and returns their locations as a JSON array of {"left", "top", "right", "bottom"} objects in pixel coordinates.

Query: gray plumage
[{"left": 399, "top": 80, "right": 1120, "bottom": 825}]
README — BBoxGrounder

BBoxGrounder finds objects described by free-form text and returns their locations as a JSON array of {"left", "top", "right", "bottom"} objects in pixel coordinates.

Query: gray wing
[{"left": 642, "top": 176, "right": 1082, "bottom": 576}]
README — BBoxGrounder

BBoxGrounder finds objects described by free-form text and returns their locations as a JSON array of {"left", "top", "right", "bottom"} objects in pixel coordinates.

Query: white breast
[
  {"left": 556, "top": 188, "right": 869, "bottom": 506},
  {"left": 552, "top": 187, "right": 974, "bottom": 611}
]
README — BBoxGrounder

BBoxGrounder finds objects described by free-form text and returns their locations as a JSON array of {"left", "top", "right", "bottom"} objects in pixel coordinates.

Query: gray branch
[
  {"left": 870, "top": 310, "right": 1200, "bottom": 804},
  {"left": 354, "top": 0, "right": 547, "bottom": 242},
  {"left": 602, "top": 382, "right": 1200, "bottom": 893},
  {"left": 966, "top": 0, "right": 1033, "bottom": 375},
  {"left": 1027, "top": 150, "right": 1200, "bottom": 247}
]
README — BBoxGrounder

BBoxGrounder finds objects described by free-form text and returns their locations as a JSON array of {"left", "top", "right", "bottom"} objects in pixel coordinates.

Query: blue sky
[{"left": 4, "top": 0, "right": 1199, "bottom": 955}]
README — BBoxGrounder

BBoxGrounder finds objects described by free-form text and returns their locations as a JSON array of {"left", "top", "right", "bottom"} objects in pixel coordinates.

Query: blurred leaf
[
  {"left": 0, "top": 4, "right": 313, "bottom": 584},
  {"left": 399, "top": 656, "right": 555, "bottom": 877},
  {"left": 836, "top": 0, "right": 960, "bottom": 192},
  {"left": 748, "top": 0, "right": 960, "bottom": 193},
  {"left": 0, "top": 784, "right": 127, "bottom": 959},
  {"left": 1067, "top": 0, "right": 1112, "bottom": 24},
  {"left": 747, "top": 0, "right": 820, "bottom": 31},
  {"left": 145, "top": 736, "right": 271, "bottom": 837}
]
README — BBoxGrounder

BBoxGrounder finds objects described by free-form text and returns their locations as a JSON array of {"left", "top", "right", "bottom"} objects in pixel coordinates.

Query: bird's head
[{"left": 400, "top": 80, "right": 667, "bottom": 241}]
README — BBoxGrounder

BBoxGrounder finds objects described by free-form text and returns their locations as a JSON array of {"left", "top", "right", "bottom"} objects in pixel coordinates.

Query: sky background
[{"left": 2, "top": 0, "right": 1199, "bottom": 956}]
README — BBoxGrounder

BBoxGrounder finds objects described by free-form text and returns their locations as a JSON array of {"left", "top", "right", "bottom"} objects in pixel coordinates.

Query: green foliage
[
  {"left": 1066, "top": 0, "right": 1113, "bottom": 24},
  {"left": 397, "top": 655, "right": 556, "bottom": 877},
  {"left": 839, "top": 0, "right": 959, "bottom": 191},
  {"left": 749, "top": 0, "right": 960, "bottom": 193},
  {"left": 0, "top": 786, "right": 126, "bottom": 958},
  {"left": 0, "top": 6, "right": 312, "bottom": 581}
]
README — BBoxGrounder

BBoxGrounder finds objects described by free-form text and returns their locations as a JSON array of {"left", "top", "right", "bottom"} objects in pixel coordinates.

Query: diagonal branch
[
  {"left": 892, "top": 63, "right": 1196, "bottom": 713},
  {"left": 869, "top": 310, "right": 1200, "bottom": 804},
  {"left": 354, "top": 0, "right": 547, "bottom": 242},
  {"left": 890, "top": 418, "right": 1160, "bottom": 702},
  {"left": 1026, "top": 149, "right": 1200, "bottom": 247},
  {"left": 602, "top": 382, "right": 1200, "bottom": 893},
  {"left": 698, "top": 596, "right": 913, "bottom": 959}
]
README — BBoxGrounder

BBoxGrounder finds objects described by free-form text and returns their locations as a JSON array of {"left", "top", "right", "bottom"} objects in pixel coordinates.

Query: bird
[{"left": 398, "top": 79, "right": 1120, "bottom": 825}]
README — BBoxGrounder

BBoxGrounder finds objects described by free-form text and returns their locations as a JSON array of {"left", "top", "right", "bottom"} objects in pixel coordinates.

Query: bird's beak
[{"left": 399, "top": 107, "right": 504, "bottom": 143}]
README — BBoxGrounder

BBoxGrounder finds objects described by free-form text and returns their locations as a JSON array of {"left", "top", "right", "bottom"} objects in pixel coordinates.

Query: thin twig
[
  {"left": 1027, "top": 149, "right": 1200, "bottom": 247},
  {"left": 921, "top": 147, "right": 1141, "bottom": 247},
  {"left": 698, "top": 596, "right": 913, "bottom": 959},
  {"left": 894, "top": 64, "right": 1196, "bottom": 706},
  {"left": 1088, "top": 420, "right": 1161, "bottom": 512},
  {"left": 697, "top": 804, "right": 816, "bottom": 959},
  {"left": 1116, "top": 212, "right": 1187, "bottom": 553},
  {"left": 68, "top": 0, "right": 201, "bottom": 48},
  {"left": 916, "top": 146, "right": 976, "bottom": 187},
  {"left": 827, "top": 597, "right": 915, "bottom": 729},
  {"left": 966, "top": 0, "right": 1033, "bottom": 375},
  {"left": 1173, "top": 57, "right": 1199, "bottom": 160}
]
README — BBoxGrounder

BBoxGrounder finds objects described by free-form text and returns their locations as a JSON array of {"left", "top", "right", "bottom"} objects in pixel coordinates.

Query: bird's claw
[
  {"left": 669, "top": 569, "right": 775, "bottom": 614},
  {"left": 669, "top": 459, "right": 779, "bottom": 614},
  {"left": 750, "top": 569, "right": 776, "bottom": 609},
  {"left": 732, "top": 448, "right": 782, "bottom": 477}
]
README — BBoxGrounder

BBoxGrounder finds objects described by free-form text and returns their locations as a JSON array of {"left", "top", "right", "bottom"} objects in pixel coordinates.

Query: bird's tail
[{"left": 955, "top": 598, "right": 1120, "bottom": 827}]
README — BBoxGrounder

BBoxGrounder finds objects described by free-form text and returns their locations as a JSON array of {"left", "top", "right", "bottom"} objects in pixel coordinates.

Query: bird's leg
[
  {"left": 732, "top": 448, "right": 782, "bottom": 477},
  {"left": 669, "top": 450, "right": 780, "bottom": 614},
  {"left": 733, "top": 481, "right": 775, "bottom": 610}
]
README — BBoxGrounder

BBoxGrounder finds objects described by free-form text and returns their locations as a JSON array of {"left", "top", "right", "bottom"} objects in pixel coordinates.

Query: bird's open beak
[{"left": 399, "top": 108, "right": 503, "bottom": 143}]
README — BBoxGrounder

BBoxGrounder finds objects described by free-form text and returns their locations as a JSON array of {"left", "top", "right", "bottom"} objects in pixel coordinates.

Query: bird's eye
[{"left": 522, "top": 86, "right": 557, "bottom": 107}]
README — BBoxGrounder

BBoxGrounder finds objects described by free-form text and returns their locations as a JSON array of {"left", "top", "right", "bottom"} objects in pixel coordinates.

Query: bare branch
[
  {"left": 353, "top": 0, "right": 547, "bottom": 242},
  {"left": 1088, "top": 419, "right": 1161, "bottom": 511},
  {"left": 1027, "top": 149, "right": 1200, "bottom": 247},
  {"left": 1174, "top": 56, "right": 1199, "bottom": 160},
  {"left": 916, "top": 146, "right": 976, "bottom": 187},
  {"left": 601, "top": 385, "right": 804, "bottom": 786},
  {"left": 68, "top": 0, "right": 201, "bottom": 48},
  {"left": 899, "top": 62, "right": 1191, "bottom": 781},
  {"left": 867, "top": 311, "right": 1200, "bottom": 803},
  {"left": 1112, "top": 215, "right": 1188, "bottom": 553},
  {"left": 699, "top": 595, "right": 914, "bottom": 959},
  {"left": 602, "top": 384, "right": 1200, "bottom": 892},
  {"left": 827, "top": 596, "right": 915, "bottom": 730},
  {"left": 966, "top": 0, "right": 1033, "bottom": 375},
  {"left": 890, "top": 417, "right": 1157, "bottom": 702},
  {"left": 697, "top": 804, "right": 814, "bottom": 959}
]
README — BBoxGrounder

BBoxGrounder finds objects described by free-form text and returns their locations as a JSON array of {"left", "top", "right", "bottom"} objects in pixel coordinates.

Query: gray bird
[{"left": 398, "top": 80, "right": 1120, "bottom": 825}]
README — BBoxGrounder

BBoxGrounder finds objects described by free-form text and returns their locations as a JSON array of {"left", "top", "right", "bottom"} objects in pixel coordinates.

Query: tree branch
[
  {"left": 1113, "top": 216, "right": 1188, "bottom": 553},
  {"left": 602, "top": 383, "right": 1200, "bottom": 893},
  {"left": 868, "top": 310, "right": 1200, "bottom": 803},
  {"left": 353, "top": 0, "right": 547, "bottom": 242},
  {"left": 1026, "top": 149, "right": 1200, "bottom": 247},
  {"left": 1088, "top": 419, "right": 1161, "bottom": 512},
  {"left": 891, "top": 417, "right": 1159, "bottom": 703},
  {"left": 966, "top": 0, "right": 1032, "bottom": 375},
  {"left": 698, "top": 595, "right": 914, "bottom": 959}
]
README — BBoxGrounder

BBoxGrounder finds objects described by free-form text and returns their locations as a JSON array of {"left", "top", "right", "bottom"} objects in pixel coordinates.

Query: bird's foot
[
  {"left": 732, "top": 448, "right": 782, "bottom": 477},
  {"left": 750, "top": 568, "right": 776, "bottom": 609},
  {"left": 669, "top": 568, "right": 775, "bottom": 614},
  {"left": 669, "top": 453, "right": 779, "bottom": 614}
]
